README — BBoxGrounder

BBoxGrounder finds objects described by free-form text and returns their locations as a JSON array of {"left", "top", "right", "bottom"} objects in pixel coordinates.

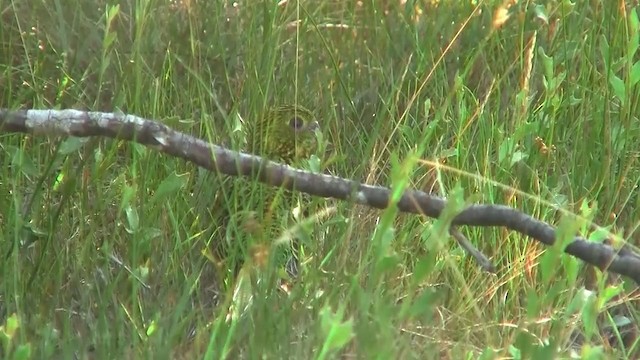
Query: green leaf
[
  {"left": 389, "top": 154, "right": 414, "bottom": 203},
  {"left": 498, "top": 137, "right": 513, "bottom": 164},
  {"left": 538, "top": 47, "right": 554, "bottom": 80},
  {"left": 629, "top": 7, "right": 639, "bottom": 33},
  {"left": 533, "top": 4, "right": 548, "bottom": 24},
  {"left": 510, "top": 151, "right": 528, "bottom": 166},
  {"left": 566, "top": 288, "right": 594, "bottom": 316},
  {"left": 374, "top": 254, "right": 400, "bottom": 278},
  {"left": 508, "top": 344, "right": 522, "bottom": 360},
  {"left": 599, "top": 35, "right": 610, "bottom": 70},
  {"left": 599, "top": 284, "right": 623, "bottom": 307},
  {"left": 628, "top": 8, "right": 639, "bottom": 58},
  {"left": 479, "top": 348, "right": 498, "bottom": 360},
  {"left": 375, "top": 226, "right": 395, "bottom": 256},
  {"left": 587, "top": 226, "right": 610, "bottom": 242},
  {"left": 9, "top": 147, "right": 39, "bottom": 177},
  {"left": 319, "top": 307, "right": 354, "bottom": 354},
  {"left": 150, "top": 172, "right": 187, "bottom": 204},
  {"left": 540, "top": 216, "right": 580, "bottom": 284},
  {"left": 406, "top": 288, "right": 438, "bottom": 318},
  {"left": 581, "top": 295, "right": 599, "bottom": 339},
  {"left": 608, "top": 74, "right": 625, "bottom": 104},
  {"left": 629, "top": 33, "right": 639, "bottom": 63},
  {"left": 1, "top": 314, "right": 20, "bottom": 338},
  {"left": 630, "top": 61, "right": 640, "bottom": 86},
  {"left": 141, "top": 227, "right": 162, "bottom": 243},
  {"left": 13, "top": 344, "right": 32, "bottom": 360},
  {"left": 498, "top": 137, "right": 525, "bottom": 165},
  {"left": 307, "top": 154, "right": 322, "bottom": 173},
  {"left": 581, "top": 345, "right": 606, "bottom": 360},
  {"left": 146, "top": 320, "right": 157, "bottom": 337},
  {"left": 124, "top": 205, "right": 139, "bottom": 233},
  {"left": 559, "top": 0, "right": 576, "bottom": 16},
  {"left": 53, "top": 172, "right": 65, "bottom": 192},
  {"left": 411, "top": 254, "right": 436, "bottom": 286},
  {"left": 119, "top": 184, "right": 137, "bottom": 212},
  {"left": 58, "top": 137, "right": 86, "bottom": 155}
]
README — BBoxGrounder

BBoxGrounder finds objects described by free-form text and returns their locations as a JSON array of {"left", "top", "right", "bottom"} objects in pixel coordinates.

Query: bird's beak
[
  {"left": 308, "top": 121, "right": 320, "bottom": 132},
  {"left": 309, "top": 121, "right": 322, "bottom": 140}
]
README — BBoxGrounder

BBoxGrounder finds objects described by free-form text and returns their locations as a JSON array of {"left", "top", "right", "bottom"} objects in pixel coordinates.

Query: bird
[
  {"left": 248, "top": 104, "right": 320, "bottom": 164},
  {"left": 201, "top": 104, "right": 321, "bottom": 283}
]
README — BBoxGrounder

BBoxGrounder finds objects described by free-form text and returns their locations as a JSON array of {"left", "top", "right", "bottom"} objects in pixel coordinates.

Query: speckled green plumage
[
  {"left": 209, "top": 105, "right": 320, "bottom": 277},
  {"left": 248, "top": 105, "right": 319, "bottom": 163}
]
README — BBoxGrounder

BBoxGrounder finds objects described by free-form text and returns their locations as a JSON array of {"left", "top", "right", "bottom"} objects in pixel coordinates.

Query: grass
[{"left": 2, "top": 0, "right": 640, "bottom": 358}]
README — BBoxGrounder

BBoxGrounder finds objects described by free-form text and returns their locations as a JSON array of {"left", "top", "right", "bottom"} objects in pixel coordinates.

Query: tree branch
[{"left": 2, "top": 109, "right": 639, "bottom": 284}]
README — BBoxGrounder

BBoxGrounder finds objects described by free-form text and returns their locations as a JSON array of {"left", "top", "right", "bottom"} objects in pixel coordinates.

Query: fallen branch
[{"left": 2, "top": 109, "right": 640, "bottom": 284}]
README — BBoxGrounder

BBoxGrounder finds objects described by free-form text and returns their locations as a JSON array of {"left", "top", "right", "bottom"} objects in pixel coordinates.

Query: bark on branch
[{"left": 1, "top": 109, "right": 639, "bottom": 284}]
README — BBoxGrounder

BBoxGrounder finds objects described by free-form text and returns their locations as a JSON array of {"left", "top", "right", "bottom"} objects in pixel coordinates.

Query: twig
[
  {"left": 450, "top": 227, "right": 496, "bottom": 273},
  {"left": 1, "top": 109, "right": 640, "bottom": 284}
]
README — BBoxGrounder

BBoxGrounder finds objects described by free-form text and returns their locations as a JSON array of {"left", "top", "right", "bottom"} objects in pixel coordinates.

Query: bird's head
[{"left": 249, "top": 105, "right": 320, "bottom": 164}]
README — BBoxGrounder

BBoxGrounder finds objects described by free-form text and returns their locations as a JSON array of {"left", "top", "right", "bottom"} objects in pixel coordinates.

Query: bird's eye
[{"left": 289, "top": 117, "right": 304, "bottom": 129}]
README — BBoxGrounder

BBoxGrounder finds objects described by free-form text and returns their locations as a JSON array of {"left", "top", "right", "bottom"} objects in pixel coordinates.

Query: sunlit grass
[{"left": 1, "top": 0, "right": 640, "bottom": 358}]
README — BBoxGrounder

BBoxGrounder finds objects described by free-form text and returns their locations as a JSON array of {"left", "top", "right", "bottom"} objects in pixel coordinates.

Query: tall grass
[{"left": 1, "top": 0, "right": 640, "bottom": 358}]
